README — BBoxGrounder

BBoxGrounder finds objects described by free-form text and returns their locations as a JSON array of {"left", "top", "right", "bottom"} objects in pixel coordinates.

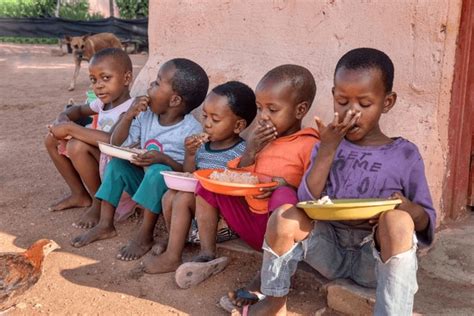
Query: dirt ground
[{"left": 0, "top": 44, "right": 328, "bottom": 315}]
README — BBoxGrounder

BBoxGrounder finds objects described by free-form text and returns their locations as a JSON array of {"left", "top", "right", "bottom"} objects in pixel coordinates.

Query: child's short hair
[
  {"left": 166, "top": 58, "right": 209, "bottom": 114},
  {"left": 335, "top": 47, "right": 394, "bottom": 93},
  {"left": 90, "top": 48, "right": 132, "bottom": 72},
  {"left": 211, "top": 81, "right": 257, "bottom": 126},
  {"left": 258, "top": 64, "right": 317, "bottom": 106}
]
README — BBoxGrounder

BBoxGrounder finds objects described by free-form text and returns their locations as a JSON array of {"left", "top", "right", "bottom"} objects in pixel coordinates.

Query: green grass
[{"left": 0, "top": 36, "right": 58, "bottom": 44}]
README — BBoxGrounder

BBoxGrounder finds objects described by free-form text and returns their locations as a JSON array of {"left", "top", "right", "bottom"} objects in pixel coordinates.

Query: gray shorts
[{"left": 260, "top": 221, "right": 418, "bottom": 297}]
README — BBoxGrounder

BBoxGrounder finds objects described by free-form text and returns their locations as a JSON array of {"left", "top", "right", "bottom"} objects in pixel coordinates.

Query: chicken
[{"left": 0, "top": 239, "right": 60, "bottom": 310}]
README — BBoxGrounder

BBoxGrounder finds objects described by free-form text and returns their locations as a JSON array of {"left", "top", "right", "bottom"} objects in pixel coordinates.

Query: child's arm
[
  {"left": 131, "top": 151, "right": 184, "bottom": 172},
  {"left": 182, "top": 135, "right": 205, "bottom": 172},
  {"left": 111, "top": 96, "right": 149, "bottom": 146},
  {"left": 54, "top": 104, "right": 95, "bottom": 125},
  {"left": 49, "top": 122, "right": 110, "bottom": 146},
  {"left": 238, "top": 119, "right": 278, "bottom": 167},
  {"left": 306, "top": 112, "right": 360, "bottom": 198}
]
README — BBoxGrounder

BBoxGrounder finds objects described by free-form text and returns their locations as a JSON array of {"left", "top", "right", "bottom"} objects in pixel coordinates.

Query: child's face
[
  {"left": 333, "top": 67, "right": 395, "bottom": 144},
  {"left": 89, "top": 59, "right": 131, "bottom": 106},
  {"left": 255, "top": 81, "right": 302, "bottom": 137},
  {"left": 146, "top": 64, "right": 176, "bottom": 115},
  {"left": 201, "top": 92, "right": 242, "bottom": 142}
]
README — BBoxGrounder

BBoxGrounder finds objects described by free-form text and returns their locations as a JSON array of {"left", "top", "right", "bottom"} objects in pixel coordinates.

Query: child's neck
[
  {"left": 278, "top": 121, "right": 302, "bottom": 138},
  {"left": 105, "top": 91, "right": 131, "bottom": 110},
  {"left": 348, "top": 128, "right": 393, "bottom": 147},
  {"left": 209, "top": 135, "right": 241, "bottom": 151},
  {"left": 157, "top": 111, "right": 185, "bottom": 126}
]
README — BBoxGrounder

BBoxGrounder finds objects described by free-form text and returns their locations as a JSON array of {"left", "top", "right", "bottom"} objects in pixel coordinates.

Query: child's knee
[
  {"left": 66, "top": 139, "right": 88, "bottom": 158},
  {"left": 378, "top": 210, "right": 414, "bottom": 245},
  {"left": 267, "top": 205, "right": 304, "bottom": 240}
]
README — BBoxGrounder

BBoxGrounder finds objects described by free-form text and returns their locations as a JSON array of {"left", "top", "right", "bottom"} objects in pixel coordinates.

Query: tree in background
[{"left": 115, "top": 0, "right": 148, "bottom": 19}]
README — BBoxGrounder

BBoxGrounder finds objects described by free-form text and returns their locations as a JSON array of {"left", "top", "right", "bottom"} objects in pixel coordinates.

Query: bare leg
[
  {"left": 67, "top": 139, "right": 102, "bottom": 228},
  {"left": 117, "top": 209, "right": 158, "bottom": 261},
  {"left": 162, "top": 189, "right": 177, "bottom": 232},
  {"left": 194, "top": 195, "right": 219, "bottom": 259},
  {"left": 376, "top": 209, "right": 414, "bottom": 262},
  {"left": 246, "top": 205, "right": 313, "bottom": 315},
  {"left": 44, "top": 133, "right": 91, "bottom": 211},
  {"left": 142, "top": 192, "right": 195, "bottom": 273},
  {"left": 71, "top": 200, "right": 117, "bottom": 247}
]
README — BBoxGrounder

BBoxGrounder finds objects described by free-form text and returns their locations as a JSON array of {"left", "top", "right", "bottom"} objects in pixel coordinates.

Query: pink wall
[{"left": 132, "top": 1, "right": 463, "bottom": 223}]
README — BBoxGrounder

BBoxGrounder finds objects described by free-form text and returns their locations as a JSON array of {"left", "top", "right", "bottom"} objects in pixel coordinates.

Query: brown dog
[{"left": 65, "top": 32, "right": 122, "bottom": 91}]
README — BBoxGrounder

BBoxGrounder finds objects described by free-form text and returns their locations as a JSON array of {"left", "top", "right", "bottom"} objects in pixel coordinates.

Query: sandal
[
  {"left": 219, "top": 288, "right": 266, "bottom": 313},
  {"left": 175, "top": 256, "right": 229, "bottom": 289}
]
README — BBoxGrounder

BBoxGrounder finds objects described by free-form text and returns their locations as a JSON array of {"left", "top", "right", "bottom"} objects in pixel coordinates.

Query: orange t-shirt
[{"left": 227, "top": 127, "right": 320, "bottom": 213}]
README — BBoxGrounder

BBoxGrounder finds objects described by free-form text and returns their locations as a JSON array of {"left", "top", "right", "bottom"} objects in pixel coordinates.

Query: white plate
[{"left": 98, "top": 142, "right": 143, "bottom": 162}]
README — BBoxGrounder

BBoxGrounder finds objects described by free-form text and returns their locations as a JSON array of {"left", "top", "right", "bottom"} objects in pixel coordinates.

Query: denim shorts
[{"left": 261, "top": 221, "right": 418, "bottom": 298}]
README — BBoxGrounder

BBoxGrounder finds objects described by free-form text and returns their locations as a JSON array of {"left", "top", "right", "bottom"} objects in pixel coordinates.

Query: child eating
[
  {"left": 175, "top": 64, "right": 321, "bottom": 288},
  {"left": 45, "top": 48, "right": 134, "bottom": 228},
  {"left": 128, "top": 81, "right": 257, "bottom": 269},
  {"left": 241, "top": 48, "right": 436, "bottom": 315},
  {"left": 70, "top": 58, "right": 209, "bottom": 249}
]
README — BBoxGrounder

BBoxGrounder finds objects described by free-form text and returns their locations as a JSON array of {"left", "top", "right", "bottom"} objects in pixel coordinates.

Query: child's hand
[
  {"left": 184, "top": 134, "right": 207, "bottom": 156},
  {"left": 246, "top": 119, "right": 278, "bottom": 155},
  {"left": 130, "top": 150, "right": 164, "bottom": 167},
  {"left": 390, "top": 192, "right": 414, "bottom": 213},
  {"left": 48, "top": 122, "right": 74, "bottom": 140},
  {"left": 125, "top": 96, "right": 150, "bottom": 120},
  {"left": 253, "top": 176, "right": 288, "bottom": 199},
  {"left": 315, "top": 110, "right": 361, "bottom": 149}
]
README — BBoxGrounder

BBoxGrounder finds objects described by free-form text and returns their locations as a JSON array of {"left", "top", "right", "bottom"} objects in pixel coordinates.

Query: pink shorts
[{"left": 195, "top": 184, "right": 298, "bottom": 250}]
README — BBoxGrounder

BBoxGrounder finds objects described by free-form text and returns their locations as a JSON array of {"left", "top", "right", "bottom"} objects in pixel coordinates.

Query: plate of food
[
  {"left": 160, "top": 171, "right": 198, "bottom": 193},
  {"left": 193, "top": 169, "right": 278, "bottom": 196},
  {"left": 98, "top": 142, "right": 147, "bottom": 162},
  {"left": 297, "top": 196, "right": 402, "bottom": 220}
]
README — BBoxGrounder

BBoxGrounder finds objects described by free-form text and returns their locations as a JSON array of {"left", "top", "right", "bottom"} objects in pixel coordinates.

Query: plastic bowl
[
  {"left": 161, "top": 171, "right": 198, "bottom": 193},
  {"left": 297, "top": 198, "right": 402, "bottom": 220},
  {"left": 193, "top": 169, "right": 278, "bottom": 196},
  {"left": 98, "top": 142, "right": 146, "bottom": 161}
]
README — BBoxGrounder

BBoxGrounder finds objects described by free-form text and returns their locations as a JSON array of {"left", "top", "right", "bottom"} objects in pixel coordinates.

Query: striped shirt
[{"left": 195, "top": 139, "right": 246, "bottom": 169}]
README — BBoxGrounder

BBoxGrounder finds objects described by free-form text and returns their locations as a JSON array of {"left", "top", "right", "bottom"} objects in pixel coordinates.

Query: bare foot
[
  {"left": 142, "top": 251, "right": 182, "bottom": 274},
  {"left": 72, "top": 203, "right": 101, "bottom": 229},
  {"left": 117, "top": 239, "right": 153, "bottom": 261},
  {"left": 71, "top": 225, "right": 117, "bottom": 248},
  {"left": 49, "top": 194, "right": 91, "bottom": 212},
  {"left": 151, "top": 240, "right": 167, "bottom": 256}
]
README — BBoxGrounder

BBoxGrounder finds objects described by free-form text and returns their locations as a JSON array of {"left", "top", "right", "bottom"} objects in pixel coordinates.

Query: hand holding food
[
  {"left": 315, "top": 110, "right": 361, "bottom": 148},
  {"left": 246, "top": 119, "right": 278, "bottom": 155},
  {"left": 185, "top": 132, "right": 209, "bottom": 155},
  {"left": 125, "top": 95, "right": 150, "bottom": 120}
]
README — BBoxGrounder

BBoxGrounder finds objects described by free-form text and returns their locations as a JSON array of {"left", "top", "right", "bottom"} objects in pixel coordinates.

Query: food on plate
[
  {"left": 316, "top": 195, "right": 333, "bottom": 205},
  {"left": 209, "top": 169, "right": 259, "bottom": 185}
]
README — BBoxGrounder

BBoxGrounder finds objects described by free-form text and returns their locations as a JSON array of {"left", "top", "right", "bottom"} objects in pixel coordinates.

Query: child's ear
[
  {"left": 124, "top": 71, "right": 133, "bottom": 86},
  {"left": 382, "top": 92, "right": 397, "bottom": 113},
  {"left": 295, "top": 101, "right": 310, "bottom": 120},
  {"left": 169, "top": 94, "right": 183, "bottom": 108},
  {"left": 331, "top": 87, "right": 335, "bottom": 95},
  {"left": 233, "top": 119, "right": 247, "bottom": 134}
]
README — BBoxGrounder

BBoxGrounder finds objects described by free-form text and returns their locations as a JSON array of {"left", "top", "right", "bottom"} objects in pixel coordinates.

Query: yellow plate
[{"left": 297, "top": 198, "right": 402, "bottom": 220}]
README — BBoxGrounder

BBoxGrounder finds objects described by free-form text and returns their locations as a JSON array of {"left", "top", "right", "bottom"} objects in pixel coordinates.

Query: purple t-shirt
[{"left": 298, "top": 137, "right": 436, "bottom": 246}]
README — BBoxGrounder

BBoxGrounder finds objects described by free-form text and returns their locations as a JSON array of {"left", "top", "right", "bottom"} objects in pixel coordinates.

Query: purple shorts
[{"left": 195, "top": 184, "right": 298, "bottom": 250}]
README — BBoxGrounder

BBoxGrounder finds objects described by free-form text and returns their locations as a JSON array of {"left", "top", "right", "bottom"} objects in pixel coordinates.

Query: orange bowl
[{"left": 194, "top": 169, "right": 278, "bottom": 196}]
